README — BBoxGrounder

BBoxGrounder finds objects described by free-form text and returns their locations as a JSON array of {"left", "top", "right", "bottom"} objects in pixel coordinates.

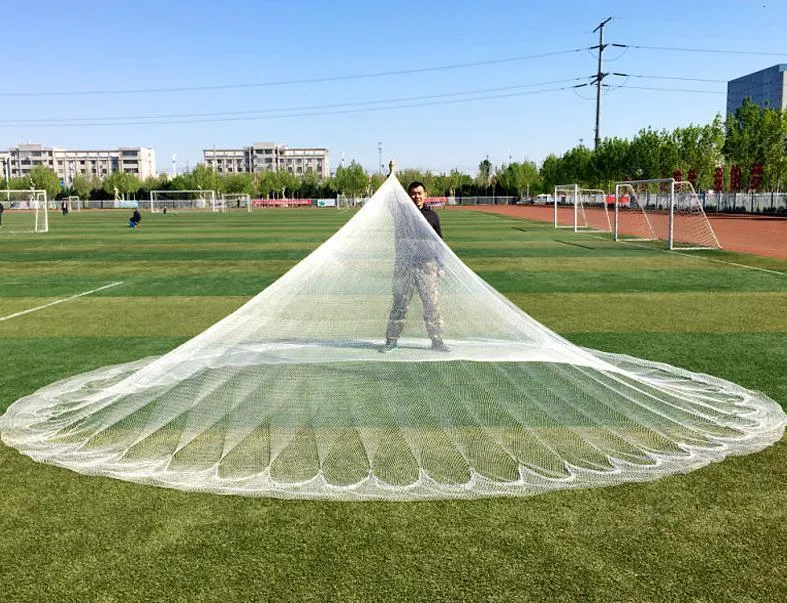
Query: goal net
[
  {"left": 614, "top": 179, "right": 720, "bottom": 250},
  {"left": 553, "top": 185, "right": 611, "bottom": 232},
  {"left": 0, "top": 189, "right": 49, "bottom": 233},
  {"left": 221, "top": 193, "right": 252, "bottom": 212},
  {"left": 553, "top": 184, "right": 578, "bottom": 229},
  {"left": 150, "top": 190, "right": 217, "bottom": 213},
  {"left": 671, "top": 181, "right": 721, "bottom": 250},
  {"left": 1, "top": 175, "right": 778, "bottom": 501},
  {"left": 67, "top": 195, "right": 81, "bottom": 212}
]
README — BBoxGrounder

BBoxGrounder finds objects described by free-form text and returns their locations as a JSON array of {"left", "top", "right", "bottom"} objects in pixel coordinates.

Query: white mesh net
[
  {"left": 671, "top": 181, "right": 721, "bottom": 250},
  {"left": 1, "top": 175, "right": 783, "bottom": 500}
]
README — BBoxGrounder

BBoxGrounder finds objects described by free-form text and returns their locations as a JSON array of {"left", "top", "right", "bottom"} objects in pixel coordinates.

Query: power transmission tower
[{"left": 592, "top": 17, "right": 612, "bottom": 149}]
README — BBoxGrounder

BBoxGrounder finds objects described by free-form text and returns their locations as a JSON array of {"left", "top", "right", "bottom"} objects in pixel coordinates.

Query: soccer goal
[
  {"left": 0, "top": 189, "right": 49, "bottom": 233},
  {"left": 553, "top": 184, "right": 611, "bottom": 232},
  {"left": 150, "top": 189, "right": 217, "bottom": 213},
  {"left": 614, "top": 179, "right": 720, "bottom": 250},
  {"left": 67, "top": 195, "right": 81, "bottom": 212},
  {"left": 220, "top": 193, "right": 252, "bottom": 212}
]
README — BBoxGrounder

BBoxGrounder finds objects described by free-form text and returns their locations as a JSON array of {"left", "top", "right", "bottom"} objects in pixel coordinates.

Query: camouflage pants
[{"left": 385, "top": 261, "right": 444, "bottom": 341}]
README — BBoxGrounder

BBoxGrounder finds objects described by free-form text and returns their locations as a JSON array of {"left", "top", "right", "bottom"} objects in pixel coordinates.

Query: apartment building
[
  {"left": 203, "top": 142, "right": 329, "bottom": 178},
  {"left": 0, "top": 144, "right": 157, "bottom": 182},
  {"left": 727, "top": 64, "right": 787, "bottom": 115}
]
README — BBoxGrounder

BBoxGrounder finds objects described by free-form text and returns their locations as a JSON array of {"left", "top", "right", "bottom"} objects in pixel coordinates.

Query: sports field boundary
[{"left": 0, "top": 282, "right": 124, "bottom": 322}]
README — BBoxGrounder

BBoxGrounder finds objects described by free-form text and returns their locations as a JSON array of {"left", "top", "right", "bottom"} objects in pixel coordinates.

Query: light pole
[
  {"left": 4, "top": 157, "right": 9, "bottom": 201},
  {"left": 377, "top": 141, "right": 382, "bottom": 174}
]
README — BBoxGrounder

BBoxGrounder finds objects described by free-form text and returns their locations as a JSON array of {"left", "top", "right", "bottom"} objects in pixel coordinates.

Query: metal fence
[
  {"left": 701, "top": 192, "right": 787, "bottom": 214},
  {"left": 452, "top": 196, "right": 519, "bottom": 206}
]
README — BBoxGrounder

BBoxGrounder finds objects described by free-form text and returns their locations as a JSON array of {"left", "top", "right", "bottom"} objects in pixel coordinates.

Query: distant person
[
  {"left": 0, "top": 202, "right": 4, "bottom": 227},
  {"left": 129, "top": 208, "right": 142, "bottom": 228},
  {"left": 61, "top": 200, "right": 69, "bottom": 215},
  {"left": 380, "top": 177, "right": 449, "bottom": 353}
]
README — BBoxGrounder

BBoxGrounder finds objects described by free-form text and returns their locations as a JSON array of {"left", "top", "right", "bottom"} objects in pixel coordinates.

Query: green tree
[
  {"left": 276, "top": 170, "right": 300, "bottom": 198},
  {"left": 591, "top": 137, "right": 630, "bottom": 189},
  {"left": 190, "top": 164, "right": 223, "bottom": 194},
  {"left": 368, "top": 173, "right": 386, "bottom": 195},
  {"left": 627, "top": 128, "right": 677, "bottom": 181},
  {"left": 224, "top": 173, "right": 255, "bottom": 196},
  {"left": 103, "top": 171, "right": 141, "bottom": 199},
  {"left": 255, "top": 171, "right": 277, "bottom": 198},
  {"left": 674, "top": 116, "right": 725, "bottom": 191},
  {"left": 334, "top": 161, "right": 369, "bottom": 197},
  {"left": 759, "top": 108, "right": 787, "bottom": 190},
  {"left": 299, "top": 169, "right": 322, "bottom": 198},
  {"left": 496, "top": 161, "right": 539, "bottom": 198},
  {"left": 724, "top": 99, "right": 764, "bottom": 190},
  {"left": 476, "top": 158, "right": 492, "bottom": 193},
  {"left": 70, "top": 174, "right": 98, "bottom": 200},
  {"left": 28, "top": 165, "right": 61, "bottom": 200},
  {"left": 538, "top": 154, "right": 561, "bottom": 192}
]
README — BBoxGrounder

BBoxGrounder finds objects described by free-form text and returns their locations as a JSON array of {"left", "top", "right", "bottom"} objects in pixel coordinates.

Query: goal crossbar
[
  {"left": 554, "top": 185, "right": 611, "bottom": 232},
  {"left": 150, "top": 189, "right": 217, "bottom": 212},
  {"left": 614, "top": 179, "right": 720, "bottom": 250},
  {"left": 1, "top": 189, "right": 49, "bottom": 233}
]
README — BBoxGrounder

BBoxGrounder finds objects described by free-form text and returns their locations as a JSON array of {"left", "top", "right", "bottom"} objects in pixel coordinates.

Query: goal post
[
  {"left": 149, "top": 189, "right": 217, "bottom": 213},
  {"left": 66, "top": 195, "right": 81, "bottom": 212},
  {"left": 670, "top": 180, "right": 721, "bottom": 250},
  {"left": 553, "top": 184, "right": 577, "bottom": 229},
  {"left": 577, "top": 188, "right": 611, "bottom": 232},
  {"left": 614, "top": 179, "right": 720, "bottom": 250},
  {"left": 0, "top": 189, "right": 49, "bottom": 233},
  {"left": 553, "top": 184, "right": 611, "bottom": 232},
  {"left": 220, "top": 193, "right": 252, "bottom": 212}
]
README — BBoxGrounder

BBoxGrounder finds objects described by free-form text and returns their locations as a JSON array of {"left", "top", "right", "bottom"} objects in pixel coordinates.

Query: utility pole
[
  {"left": 377, "top": 141, "right": 383, "bottom": 174},
  {"left": 592, "top": 17, "right": 612, "bottom": 150}
]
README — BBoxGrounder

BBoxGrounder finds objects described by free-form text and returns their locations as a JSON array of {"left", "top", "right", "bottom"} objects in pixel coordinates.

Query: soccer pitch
[{"left": 1, "top": 208, "right": 785, "bottom": 601}]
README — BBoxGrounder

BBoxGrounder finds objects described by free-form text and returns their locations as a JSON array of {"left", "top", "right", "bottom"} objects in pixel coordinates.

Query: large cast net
[{"left": 1, "top": 175, "right": 784, "bottom": 500}]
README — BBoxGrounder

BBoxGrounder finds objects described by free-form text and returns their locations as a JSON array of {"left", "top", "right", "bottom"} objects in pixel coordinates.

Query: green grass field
[{"left": 1, "top": 208, "right": 785, "bottom": 602}]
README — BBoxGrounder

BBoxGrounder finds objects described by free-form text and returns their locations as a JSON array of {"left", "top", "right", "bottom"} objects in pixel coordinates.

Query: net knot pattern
[{"left": 1, "top": 176, "right": 784, "bottom": 500}]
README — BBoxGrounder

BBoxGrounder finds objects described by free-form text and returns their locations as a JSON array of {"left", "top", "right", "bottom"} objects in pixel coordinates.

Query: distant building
[
  {"left": 726, "top": 64, "right": 787, "bottom": 115},
  {"left": 0, "top": 144, "right": 156, "bottom": 183},
  {"left": 203, "top": 142, "right": 329, "bottom": 178}
]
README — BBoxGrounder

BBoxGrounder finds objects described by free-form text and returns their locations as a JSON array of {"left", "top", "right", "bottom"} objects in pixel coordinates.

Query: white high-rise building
[
  {"left": 203, "top": 142, "right": 329, "bottom": 178},
  {"left": 0, "top": 144, "right": 157, "bottom": 183}
]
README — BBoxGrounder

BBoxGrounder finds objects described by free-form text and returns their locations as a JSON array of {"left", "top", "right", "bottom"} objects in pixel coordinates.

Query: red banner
[
  {"left": 750, "top": 163, "right": 763, "bottom": 191},
  {"left": 714, "top": 167, "right": 724, "bottom": 192},
  {"left": 731, "top": 165, "right": 742, "bottom": 192}
]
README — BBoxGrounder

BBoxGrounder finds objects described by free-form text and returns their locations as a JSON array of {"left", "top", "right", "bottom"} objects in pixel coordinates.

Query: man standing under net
[{"left": 380, "top": 180, "right": 449, "bottom": 353}]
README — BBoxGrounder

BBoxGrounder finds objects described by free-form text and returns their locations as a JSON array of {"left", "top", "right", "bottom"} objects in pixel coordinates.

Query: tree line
[
  {"left": 4, "top": 99, "right": 786, "bottom": 202},
  {"left": 538, "top": 100, "right": 787, "bottom": 194}
]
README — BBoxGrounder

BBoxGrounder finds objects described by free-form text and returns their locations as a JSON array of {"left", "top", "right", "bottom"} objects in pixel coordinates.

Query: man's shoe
[
  {"left": 378, "top": 340, "right": 399, "bottom": 353},
  {"left": 431, "top": 339, "right": 450, "bottom": 353}
]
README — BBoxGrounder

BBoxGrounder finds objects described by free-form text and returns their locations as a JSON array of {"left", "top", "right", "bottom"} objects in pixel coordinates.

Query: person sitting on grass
[{"left": 129, "top": 208, "right": 142, "bottom": 228}]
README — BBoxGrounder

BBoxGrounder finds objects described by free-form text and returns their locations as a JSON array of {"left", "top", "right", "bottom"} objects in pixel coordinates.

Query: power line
[
  {"left": 0, "top": 48, "right": 590, "bottom": 98},
  {"left": 624, "top": 74, "right": 727, "bottom": 83},
  {"left": 620, "top": 44, "right": 787, "bottom": 57},
  {"left": 606, "top": 84, "right": 724, "bottom": 95},
  {"left": 0, "top": 77, "right": 591, "bottom": 125},
  {"left": 0, "top": 83, "right": 591, "bottom": 128}
]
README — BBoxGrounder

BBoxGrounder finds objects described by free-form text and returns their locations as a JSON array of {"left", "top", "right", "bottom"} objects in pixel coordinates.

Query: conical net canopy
[{"left": 1, "top": 176, "right": 784, "bottom": 500}]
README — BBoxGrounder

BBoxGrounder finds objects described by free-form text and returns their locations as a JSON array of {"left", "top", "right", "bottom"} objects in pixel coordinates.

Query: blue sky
[{"left": 2, "top": 0, "right": 786, "bottom": 175}]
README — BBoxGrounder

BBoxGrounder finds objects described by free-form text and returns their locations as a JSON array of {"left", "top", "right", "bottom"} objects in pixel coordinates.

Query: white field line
[
  {"left": 583, "top": 234, "right": 785, "bottom": 276},
  {"left": 0, "top": 281, "right": 124, "bottom": 322}
]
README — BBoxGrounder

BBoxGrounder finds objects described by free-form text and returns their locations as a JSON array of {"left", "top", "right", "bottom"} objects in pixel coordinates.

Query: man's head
[{"left": 408, "top": 181, "right": 427, "bottom": 209}]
